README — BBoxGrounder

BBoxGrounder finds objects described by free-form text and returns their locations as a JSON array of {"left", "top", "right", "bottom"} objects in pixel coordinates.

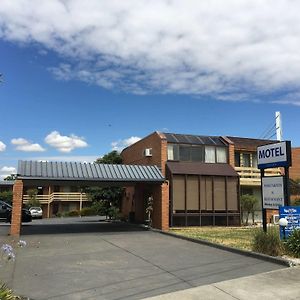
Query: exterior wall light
[{"left": 279, "top": 217, "right": 288, "bottom": 239}]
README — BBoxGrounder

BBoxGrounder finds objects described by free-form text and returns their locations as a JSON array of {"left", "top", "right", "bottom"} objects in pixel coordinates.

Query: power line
[
  {"left": 259, "top": 120, "right": 276, "bottom": 139},
  {"left": 261, "top": 124, "right": 277, "bottom": 140}
]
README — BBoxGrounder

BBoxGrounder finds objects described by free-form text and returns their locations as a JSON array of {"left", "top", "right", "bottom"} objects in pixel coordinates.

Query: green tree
[
  {"left": 95, "top": 150, "right": 122, "bottom": 164},
  {"left": 0, "top": 191, "right": 13, "bottom": 205},
  {"left": 26, "top": 189, "right": 41, "bottom": 208},
  {"left": 240, "top": 194, "right": 258, "bottom": 225},
  {"left": 86, "top": 151, "right": 123, "bottom": 218},
  {"left": 4, "top": 174, "right": 17, "bottom": 181}
]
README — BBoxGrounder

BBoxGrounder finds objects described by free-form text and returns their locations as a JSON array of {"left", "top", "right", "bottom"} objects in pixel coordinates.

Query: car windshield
[
  {"left": 0, "top": 201, "right": 12, "bottom": 208},
  {"left": 30, "top": 207, "right": 41, "bottom": 210}
]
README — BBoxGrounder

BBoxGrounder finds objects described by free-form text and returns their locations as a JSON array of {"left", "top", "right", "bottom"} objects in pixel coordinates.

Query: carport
[{"left": 10, "top": 160, "right": 169, "bottom": 236}]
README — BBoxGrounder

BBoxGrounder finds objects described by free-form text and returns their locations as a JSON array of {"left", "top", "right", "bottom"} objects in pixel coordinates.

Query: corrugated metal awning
[
  {"left": 167, "top": 162, "right": 238, "bottom": 177},
  {"left": 17, "top": 160, "right": 165, "bottom": 182}
]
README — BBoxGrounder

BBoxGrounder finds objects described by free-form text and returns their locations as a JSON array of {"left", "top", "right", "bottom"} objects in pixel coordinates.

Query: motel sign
[
  {"left": 257, "top": 141, "right": 291, "bottom": 169},
  {"left": 257, "top": 140, "right": 292, "bottom": 232}
]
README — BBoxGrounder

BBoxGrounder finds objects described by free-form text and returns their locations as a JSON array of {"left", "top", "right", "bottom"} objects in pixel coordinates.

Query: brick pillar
[
  {"left": 152, "top": 182, "right": 169, "bottom": 231},
  {"left": 228, "top": 144, "right": 235, "bottom": 168},
  {"left": 222, "top": 136, "right": 235, "bottom": 167},
  {"left": 10, "top": 180, "right": 23, "bottom": 237},
  {"left": 160, "top": 182, "right": 169, "bottom": 231},
  {"left": 160, "top": 139, "right": 168, "bottom": 177}
]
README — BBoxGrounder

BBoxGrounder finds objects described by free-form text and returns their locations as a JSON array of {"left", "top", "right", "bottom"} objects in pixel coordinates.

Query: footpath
[{"left": 144, "top": 266, "right": 300, "bottom": 300}]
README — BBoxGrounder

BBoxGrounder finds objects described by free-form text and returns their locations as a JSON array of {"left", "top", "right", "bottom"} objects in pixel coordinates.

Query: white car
[{"left": 29, "top": 207, "right": 43, "bottom": 219}]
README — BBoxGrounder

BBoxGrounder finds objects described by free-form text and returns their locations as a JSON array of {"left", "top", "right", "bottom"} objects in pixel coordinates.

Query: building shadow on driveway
[{"left": 21, "top": 218, "right": 146, "bottom": 235}]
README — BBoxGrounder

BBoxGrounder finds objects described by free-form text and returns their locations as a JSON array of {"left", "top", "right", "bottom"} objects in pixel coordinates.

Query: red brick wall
[
  {"left": 221, "top": 136, "right": 235, "bottom": 167},
  {"left": 152, "top": 182, "right": 169, "bottom": 231},
  {"left": 290, "top": 148, "right": 300, "bottom": 180},
  {"left": 122, "top": 186, "right": 135, "bottom": 218},
  {"left": 121, "top": 132, "right": 169, "bottom": 230},
  {"left": 10, "top": 180, "right": 23, "bottom": 236},
  {"left": 134, "top": 183, "right": 147, "bottom": 223},
  {"left": 121, "top": 131, "right": 167, "bottom": 176}
]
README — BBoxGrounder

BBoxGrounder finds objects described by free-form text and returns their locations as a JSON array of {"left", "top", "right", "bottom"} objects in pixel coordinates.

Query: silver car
[{"left": 29, "top": 207, "right": 43, "bottom": 219}]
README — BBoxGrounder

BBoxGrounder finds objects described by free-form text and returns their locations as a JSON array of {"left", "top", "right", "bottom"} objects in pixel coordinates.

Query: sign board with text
[
  {"left": 279, "top": 206, "right": 300, "bottom": 239},
  {"left": 262, "top": 176, "right": 284, "bottom": 209},
  {"left": 257, "top": 141, "right": 291, "bottom": 169}
]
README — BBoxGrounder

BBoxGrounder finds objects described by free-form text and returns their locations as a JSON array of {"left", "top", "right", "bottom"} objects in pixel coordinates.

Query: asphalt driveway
[{"left": 0, "top": 217, "right": 286, "bottom": 300}]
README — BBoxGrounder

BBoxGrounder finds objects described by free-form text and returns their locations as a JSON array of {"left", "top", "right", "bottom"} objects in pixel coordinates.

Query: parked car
[
  {"left": 0, "top": 200, "right": 32, "bottom": 223},
  {"left": 29, "top": 207, "right": 43, "bottom": 219}
]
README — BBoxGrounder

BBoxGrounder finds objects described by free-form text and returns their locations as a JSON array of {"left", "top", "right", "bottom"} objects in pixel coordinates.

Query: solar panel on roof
[
  {"left": 175, "top": 134, "right": 190, "bottom": 143},
  {"left": 164, "top": 133, "right": 226, "bottom": 146},
  {"left": 164, "top": 133, "right": 178, "bottom": 143},
  {"left": 188, "top": 135, "right": 203, "bottom": 145}
]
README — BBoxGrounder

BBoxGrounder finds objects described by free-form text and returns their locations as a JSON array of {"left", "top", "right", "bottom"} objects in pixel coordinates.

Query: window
[
  {"left": 190, "top": 146, "right": 204, "bottom": 161},
  {"left": 167, "top": 144, "right": 179, "bottom": 160},
  {"left": 252, "top": 153, "right": 258, "bottom": 168},
  {"left": 205, "top": 146, "right": 216, "bottom": 163},
  {"left": 167, "top": 144, "right": 174, "bottom": 160},
  {"left": 216, "top": 147, "right": 227, "bottom": 163},
  {"left": 242, "top": 153, "right": 251, "bottom": 167},
  {"left": 168, "top": 143, "right": 228, "bottom": 164},
  {"left": 235, "top": 152, "right": 241, "bottom": 167},
  {"left": 179, "top": 145, "right": 190, "bottom": 161}
]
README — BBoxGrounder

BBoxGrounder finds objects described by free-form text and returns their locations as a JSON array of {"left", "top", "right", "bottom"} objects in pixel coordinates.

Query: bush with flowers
[{"left": 0, "top": 240, "right": 27, "bottom": 300}]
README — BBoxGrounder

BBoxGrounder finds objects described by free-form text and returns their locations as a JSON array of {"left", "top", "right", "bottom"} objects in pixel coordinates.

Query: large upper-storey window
[{"left": 168, "top": 144, "right": 227, "bottom": 163}]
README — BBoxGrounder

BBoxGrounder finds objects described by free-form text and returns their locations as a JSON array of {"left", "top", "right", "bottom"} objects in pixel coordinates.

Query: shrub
[
  {"left": 65, "top": 210, "right": 79, "bottom": 217},
  {"left": 91, "top": 201, "right": 108, "bottom": 216},
  {"left": 284, "top": 229, "right": 300, "bottom": 258},
  {"left": 240, "top": 194, "right": 258, "bottom": 225},
  {"left": 252, "top": 227, "right": 284, "bottom": 256},
  {"left": 26, "top": 188, "right": 40, "bottom": 208},
  {"left": 107, "top": 206, "right": 120, "bottom": 220},
  {"left": 0, "top": 282, "right": 16, "bottom": 300},
  {"left": 79, "top": 207, "right": 96, "bottom": 216},
  {"left": 0, "top": 191, "right": 13, "bottom": 205},
  {"left": 292, "top": 198, "right": 300, "bottom": 206}
]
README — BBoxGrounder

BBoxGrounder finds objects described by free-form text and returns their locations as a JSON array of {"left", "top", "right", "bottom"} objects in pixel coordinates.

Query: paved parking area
[{"left": 0, "top": 217, "right": 286, "bottom": 300}]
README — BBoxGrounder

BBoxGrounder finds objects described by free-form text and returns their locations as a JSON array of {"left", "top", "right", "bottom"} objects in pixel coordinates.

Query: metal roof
[
  {"left": 167, "top": 162, "right": 238, "bottom": 177},
  {"left": 226, "top": 136, "right": 277, "bottom": 151},
  {"left": 17, "top": 161, "right": 165, "bottom": 182},
  {"left": 163, "top": 133, "right": 227, "bottom": 146}
]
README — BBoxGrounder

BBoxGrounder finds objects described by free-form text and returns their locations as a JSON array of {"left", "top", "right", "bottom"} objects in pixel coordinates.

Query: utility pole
[{"left": 276, "top": 111, "right": 282, "bottom": 141}]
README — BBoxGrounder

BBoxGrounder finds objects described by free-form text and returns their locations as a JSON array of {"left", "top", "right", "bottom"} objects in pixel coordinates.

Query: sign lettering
[{"left": 257, "top": 141, "right": 291, "bottom": 169}]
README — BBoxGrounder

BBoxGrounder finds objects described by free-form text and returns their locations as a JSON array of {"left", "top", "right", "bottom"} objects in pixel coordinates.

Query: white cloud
[
  {"left": 0, "top": 141, "right": 6, "bottom": 152},
  {"left": 45, "top": 131, "right": 88, "bottom": 153},
  {"left": 1, "top": 1, "right": 300, "bottom": 103},
  {"left": 0, "top": 166, "right": 17, "bottom": 180},
  {"left": 11, "top": 138, "right": 45, "bottom": 152},
  {"left": 112, "top": 136, "right": 141, "bottom": 152}
]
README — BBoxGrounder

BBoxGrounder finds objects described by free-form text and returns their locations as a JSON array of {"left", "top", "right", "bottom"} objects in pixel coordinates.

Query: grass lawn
[{"left": 170, "top": 227, "right": 258, "bottom": 251}]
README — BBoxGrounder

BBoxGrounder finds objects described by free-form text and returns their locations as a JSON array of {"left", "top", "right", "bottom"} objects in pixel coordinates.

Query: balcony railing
[
  {"left": 235, "top": 167, "right": 282, "bottom": 186},
  {"left": 23, "top": 192, "right": 89, "bottom": 204}
]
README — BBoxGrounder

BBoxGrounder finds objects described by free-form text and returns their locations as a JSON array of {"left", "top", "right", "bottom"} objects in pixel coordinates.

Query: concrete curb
[{"left": 148, "top": 227, "right": 292, "bottom": 267}]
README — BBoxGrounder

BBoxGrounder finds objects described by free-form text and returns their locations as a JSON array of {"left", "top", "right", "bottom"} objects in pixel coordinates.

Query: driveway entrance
[
  {"left": 11, "top": 160, "right": 169, "bottom": 236},
  {"left": 1, "top": 217, "right": 286, "bottom": 300}
]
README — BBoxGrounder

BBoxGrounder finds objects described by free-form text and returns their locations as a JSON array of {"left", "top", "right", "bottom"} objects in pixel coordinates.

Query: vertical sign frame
[{"left": 257, "top": 141, "right": 292, "bottom": 232}]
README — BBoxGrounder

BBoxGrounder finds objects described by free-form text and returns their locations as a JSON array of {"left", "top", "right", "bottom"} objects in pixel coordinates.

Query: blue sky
[{"left": 1, "top": 0, "right": 300, "bottom": 179}]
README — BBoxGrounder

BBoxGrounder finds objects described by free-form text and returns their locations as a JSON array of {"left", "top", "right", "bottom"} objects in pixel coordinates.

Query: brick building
[
  {"left": 121, "top": 132, "right": 240, "bottom": 227},
  {"left": 121, "top": 132, "right": 294, "bottom": 227},
  {"left": 290, "top": 148, "right": 300, "bottom": 181}
]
